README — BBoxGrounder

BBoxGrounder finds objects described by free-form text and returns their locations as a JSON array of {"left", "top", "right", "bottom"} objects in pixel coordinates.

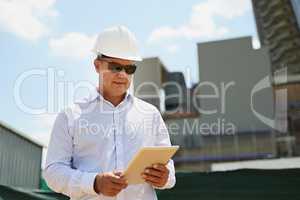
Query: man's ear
[{"left": 94, "top": 59, "right": 100, "bottom": 73}]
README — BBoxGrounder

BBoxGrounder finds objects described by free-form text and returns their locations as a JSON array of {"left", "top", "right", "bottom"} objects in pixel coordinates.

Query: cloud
[
  {"left": 49, "top": 32, "right": 97, "bottom": 60},
  {"left": 0, "top": 0, "right": 58, "bottom": 41},
  {"left": 148, "top": 0, "right": 251, "bottom": 44},
  {"left": 166, "top": 44, "right": 180, "bottom": 54}
]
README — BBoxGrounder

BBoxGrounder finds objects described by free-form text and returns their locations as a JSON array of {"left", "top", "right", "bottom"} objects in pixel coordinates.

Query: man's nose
[{"left": 116, "top": 70, "right": 128, "bottom": 77}]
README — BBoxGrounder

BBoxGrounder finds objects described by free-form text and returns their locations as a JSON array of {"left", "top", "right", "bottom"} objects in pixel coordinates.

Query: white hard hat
[{"left": 92, "top": 25, "right": 142, "bottom": 61}]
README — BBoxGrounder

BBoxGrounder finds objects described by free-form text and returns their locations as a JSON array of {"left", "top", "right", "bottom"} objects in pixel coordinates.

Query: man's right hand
[{"left": 94, "top": 172, "right": 128, "bottom": 197}]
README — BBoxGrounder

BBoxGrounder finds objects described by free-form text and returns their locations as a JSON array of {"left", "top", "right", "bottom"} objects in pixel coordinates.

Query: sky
[{"left": 0, "top": 0, "right": 260, "bottom": 147}]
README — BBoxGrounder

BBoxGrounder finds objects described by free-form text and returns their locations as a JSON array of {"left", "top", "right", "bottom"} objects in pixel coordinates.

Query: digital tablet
[{"left": 124, "top": 146, "right": 179, "bottom": 185}]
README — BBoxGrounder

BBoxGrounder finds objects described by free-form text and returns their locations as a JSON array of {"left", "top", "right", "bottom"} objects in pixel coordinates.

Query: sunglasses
[{"left": 107, "top": 62, "right": 137, "bottom": 75}]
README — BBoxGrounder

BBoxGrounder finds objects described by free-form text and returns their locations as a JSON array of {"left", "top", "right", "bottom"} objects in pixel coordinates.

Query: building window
[{"left": 291, "top": 0, "right": 300, "bottom": 29}]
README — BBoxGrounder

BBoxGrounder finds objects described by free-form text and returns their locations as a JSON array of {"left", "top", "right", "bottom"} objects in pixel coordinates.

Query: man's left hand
[{"left": 141, "top": 163, "right": 169, "bottom": 188}]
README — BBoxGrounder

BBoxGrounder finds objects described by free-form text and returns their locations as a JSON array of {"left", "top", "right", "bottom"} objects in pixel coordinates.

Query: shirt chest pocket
[
  {"left": 123, "top": 119, "right": 155, "bottom": 147},
  {"left": 73, "top": 122, "right": 114, "bottom": 152}
]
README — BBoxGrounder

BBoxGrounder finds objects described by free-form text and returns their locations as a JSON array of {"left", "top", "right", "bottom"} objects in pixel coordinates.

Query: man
[{"left": 43, "top": 26, "right": 176, "bottom": 200}]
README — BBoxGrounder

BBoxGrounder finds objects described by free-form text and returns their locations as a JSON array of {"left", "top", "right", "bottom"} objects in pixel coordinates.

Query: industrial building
[
  {"left": 163, "top": 37, "right": 276, "bottom": 170},
  {"left": 252, "top": 0, "right": 300, "bottom": 74},
  {"left": 133, "top": 37, "right": 277, "bottom": 171},
  {"left": 273, "top": 74, "right": 300, "bottom": 155},
  {"left": 134, "top": 57, "right": 199, "bottom": 116},
  {"left": 197, "top": 36, "right": 274, "bottom": 132},
  {"left": 132, "top": 1, "right": 300, "bottom": 168},
  {"left": 134, "top": 57, "right": 168, "bottom": 111},
  {"left": 252, "top": 0, "right": 300, "bottom": 156},
  {"left": 0, "top": 121, "right": 43, "bottom": 189}
]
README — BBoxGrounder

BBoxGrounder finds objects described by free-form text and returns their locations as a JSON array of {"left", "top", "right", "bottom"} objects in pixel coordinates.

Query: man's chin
[{"left": 112, "top": 89, "right": 128, "bottom": 97}]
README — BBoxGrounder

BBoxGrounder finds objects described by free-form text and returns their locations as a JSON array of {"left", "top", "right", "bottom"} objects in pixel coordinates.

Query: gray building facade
[
  {"left": 252, "top": 0, "right": 300, "bottom": 74},
  {"left": 197, "top": 36, "right": 274, "bottom": 133},
  {"left": 0, "top": 121, "right": 43, "bottom": 189},
  {"left": 134, "top": 57, "right": 168, "bottom": 111}
]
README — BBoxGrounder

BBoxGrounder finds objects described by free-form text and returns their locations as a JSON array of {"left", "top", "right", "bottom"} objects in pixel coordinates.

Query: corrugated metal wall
[{"left": 0, "top": 125, "right": 42, "bottom": 189}]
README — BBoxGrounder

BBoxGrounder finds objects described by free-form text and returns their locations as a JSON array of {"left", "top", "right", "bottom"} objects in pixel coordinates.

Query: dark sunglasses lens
[
  {"left": 108, "top": 63, "right": 136, "bottom": 74},
  {"left": 109, "top": 64, "right": 123, "bottom": 72},
  {"left": 125, "top": 65, "right": 136, "bottom": 75}
]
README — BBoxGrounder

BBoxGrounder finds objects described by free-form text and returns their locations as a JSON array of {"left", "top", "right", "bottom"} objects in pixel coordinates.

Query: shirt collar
[{"left": 88, "top": 87, "right": 132, "bottom": 104}]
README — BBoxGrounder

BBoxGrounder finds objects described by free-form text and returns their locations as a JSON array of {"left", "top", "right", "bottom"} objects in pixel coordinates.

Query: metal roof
[{"left": 0, "top": 120, "right": 45, "bottom": 148}]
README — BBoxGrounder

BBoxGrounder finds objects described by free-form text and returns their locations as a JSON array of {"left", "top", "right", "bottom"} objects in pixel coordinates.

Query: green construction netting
[
  {"left": 0, "top": 185, "right": 68, "bottom": 200},
  {"left": 1, "top": 169, "right": 300, "bottom": 200}
]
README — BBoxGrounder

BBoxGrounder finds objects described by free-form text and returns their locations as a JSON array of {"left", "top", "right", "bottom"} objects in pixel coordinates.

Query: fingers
[
  {"left": 109, "top": 173, "right": 128, "bottom": 189},
  {"left": 110, "top": 181, "right": 127, "bottom": 190},
  {"left": 142, "top": 169, "right": 165, "bottom": 184},
  {"left": 143, "top": 168, "right": 164, "bottom": 178},
  {"left": 142, "top": 173, "right": 161, "bottom": 183},
  {"left": 104, "top": 181, "right": 126, "bottom": 196},
  {"left": 142, "top": 164, "right": 169, "bottom": 179},
  {"left": 113, "top": 171, "right": 125, "bottom": 178},
  {"left": 141, "top": 164, "right": 169, "bottom": 187},
  {"left": 96, "top": 172, "right": 128, "bottom": 197},
  {"left": 110, "top": 175, "right": 127, "bottom": 185},
  {"left": 152, "top": 163, "right": 168, "bottom": 172},
  {"left": 106, "top": 189, "right": 120, "bottom": 197}
]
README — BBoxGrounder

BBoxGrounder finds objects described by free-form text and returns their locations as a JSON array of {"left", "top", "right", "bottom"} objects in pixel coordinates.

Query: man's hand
[
  {"left": 141, "top": 164, "right": 169, "bottom": 188},
  {"left": 94, "top": 171, "right": 128, "bottom": 197}
]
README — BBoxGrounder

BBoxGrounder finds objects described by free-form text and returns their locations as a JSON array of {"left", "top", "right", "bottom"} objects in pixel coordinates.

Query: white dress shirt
[{"left": 43, "top": 88, "right": 176, "bottom": 200}]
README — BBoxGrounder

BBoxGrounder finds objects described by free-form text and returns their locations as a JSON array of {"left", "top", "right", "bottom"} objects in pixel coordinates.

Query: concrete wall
[
  {"left": 134, "top": 57, "right": 165, "bottom": 94},
  {"left": 165, "top": 118, "right": 203, "bottom": 149},
  {"left": 197, "top": 36, "right": 274, "bottom": 133},
  {"left": 165, "top": 118, "right": 276, "bottom": 158},
  {"left": 133, "top": 57, "right": 167, "bottom": 110},
  {"left": 0, "top": 123, "right": 42, "bottom": 189}
]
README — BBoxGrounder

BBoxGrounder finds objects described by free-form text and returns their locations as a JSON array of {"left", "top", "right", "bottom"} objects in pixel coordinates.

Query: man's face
[{"left": 94, "top": 57, "right": 134, "bottom": 97}]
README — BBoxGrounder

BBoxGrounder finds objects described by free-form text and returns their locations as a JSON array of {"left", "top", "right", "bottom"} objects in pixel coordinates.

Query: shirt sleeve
[
  {"left": 152, "top": 110, "right": 176, "bottom": 190},
  {"left": 43, "top": 111, "right": 99, "bottom": 198}
]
